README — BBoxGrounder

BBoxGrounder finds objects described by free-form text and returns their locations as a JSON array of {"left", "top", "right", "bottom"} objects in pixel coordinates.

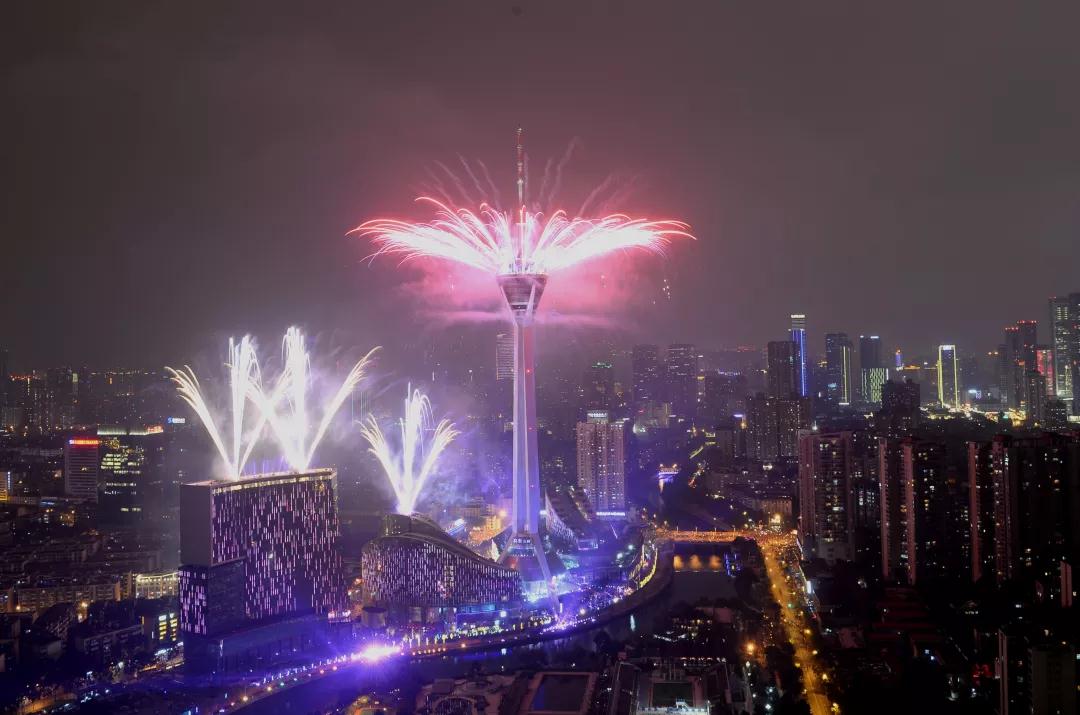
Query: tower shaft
[
  {"left": 497, "top": 273, "right": 554, "bottom": 597},
  {"left": 509, "top": 313, "right": 541, "bottom": 534}
]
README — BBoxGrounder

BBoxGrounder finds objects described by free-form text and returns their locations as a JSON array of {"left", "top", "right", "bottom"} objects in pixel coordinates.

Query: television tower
[{"left": 497, "top": 127, "right": 554, "bottom": 597}]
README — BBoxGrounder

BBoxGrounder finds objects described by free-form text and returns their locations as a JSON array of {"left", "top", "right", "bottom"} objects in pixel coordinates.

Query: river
[{"left": 242, "top": 543, "right": 738, "bottom": 715}]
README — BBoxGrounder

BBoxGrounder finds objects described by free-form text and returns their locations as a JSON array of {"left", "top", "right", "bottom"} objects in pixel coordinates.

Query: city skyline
[{"left": 4, "top": 4, "right": 1080, "bottom": 714}]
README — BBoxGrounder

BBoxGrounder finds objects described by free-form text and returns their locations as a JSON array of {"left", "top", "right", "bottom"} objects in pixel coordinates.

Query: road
[
  {"left": 759, "top": 533, "right": 834, "bottom": 715},
  {"left": 657, "top": 526, "right": 835, "bottom": 714}
]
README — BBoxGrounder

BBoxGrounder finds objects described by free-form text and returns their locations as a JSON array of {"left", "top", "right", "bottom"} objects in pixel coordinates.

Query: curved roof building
[{"left": 361, "top": 514, "right": 522, "bottom": 617}]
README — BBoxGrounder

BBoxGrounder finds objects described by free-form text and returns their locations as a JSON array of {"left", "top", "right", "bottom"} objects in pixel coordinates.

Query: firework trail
[
  {"left": 166, "top": 336, "right": 265, "bottom": 479},
  {"left": 359, "top": 386, "right": 458, "bottom": 515},
  {"left": 251, "top": 327, "right": 379, "bottom": 472}
]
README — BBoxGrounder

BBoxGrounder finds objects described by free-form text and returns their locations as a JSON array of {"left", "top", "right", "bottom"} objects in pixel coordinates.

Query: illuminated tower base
[{"left": 496, "top": 273, "right": 557, "bottom": 601}]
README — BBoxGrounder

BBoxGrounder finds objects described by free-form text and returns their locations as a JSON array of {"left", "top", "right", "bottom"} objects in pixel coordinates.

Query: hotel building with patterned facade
[
  {"left": 179, "top": 469, "right": 345, "bottom": 671},
  {"left": 361, "top": 513, "right": 521, "bottom": 624}
]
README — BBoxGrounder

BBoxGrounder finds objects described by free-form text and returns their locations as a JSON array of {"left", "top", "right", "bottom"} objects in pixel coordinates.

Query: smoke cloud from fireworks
[{"left": 359, "top": 385, "right": 459, "bottom": 515}]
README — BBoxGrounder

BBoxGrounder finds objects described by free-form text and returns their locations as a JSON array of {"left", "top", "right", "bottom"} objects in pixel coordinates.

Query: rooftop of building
[{"left": 184, "top": 467, "right": 336, "bottom": 489}]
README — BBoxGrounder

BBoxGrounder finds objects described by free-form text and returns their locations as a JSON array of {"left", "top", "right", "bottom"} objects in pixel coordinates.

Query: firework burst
[
  {"left": 168, "top": 329, "right": 377, "bottom": 477},
  {"left": 359, "top": 386, "right": 458, "bottom": 515},
  {"left": 250, "top": 327, "right": 379, "bottom": 472},
  {"left": 166, "top": 336, "right": 265, "bottom": 479},
  {"left": 354, "top": 197, "right": 691, "bottom": 278}
]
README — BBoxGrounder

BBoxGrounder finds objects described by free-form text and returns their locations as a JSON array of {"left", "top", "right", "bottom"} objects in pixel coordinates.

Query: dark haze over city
[{"left": 5, "top": 1, "right": 1080, "bottom": 369}]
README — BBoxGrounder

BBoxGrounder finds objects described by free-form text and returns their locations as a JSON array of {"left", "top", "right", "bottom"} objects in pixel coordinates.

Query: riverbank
[{"left": 231, "top": 540, "right": 676, "bottom": 713}]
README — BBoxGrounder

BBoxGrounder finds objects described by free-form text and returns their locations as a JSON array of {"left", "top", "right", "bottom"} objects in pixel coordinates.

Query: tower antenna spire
[{"left": 516, "top": 127, "right": 526, "bottom": 208}]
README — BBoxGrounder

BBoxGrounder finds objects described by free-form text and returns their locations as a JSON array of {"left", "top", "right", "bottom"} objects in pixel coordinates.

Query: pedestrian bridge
[{"left": 654, "top": 528, "right": 749, "bottom": 543}]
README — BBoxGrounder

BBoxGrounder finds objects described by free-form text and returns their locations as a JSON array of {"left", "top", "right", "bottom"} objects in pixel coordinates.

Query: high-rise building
[
  {"left": 789, "top": 314, "right": 809, "bottom": 397},
  {"left": 582, "top": 362, "right": 614, "bottom": 412},
  {"left": 936, "top": 344, "right": 960, "bottom": 407},
  {"left": 64, "top": 436, "right": 101, "bottom": 502},
  {"left": 1000, "top": 321, "right": 1039, "bottom": 409},
  {"left": 978, "top": 433, "right": 1080, "bottom": 583},
  {"left": 824, "top": 333, "right": 853, "bottom": 405},
  {"left": 1000, "top": 326, "right": 1020, "bottom": 408},
  {"left": 44, "top": 367, "right": 79, "bottom": 431},
  {"left": 747, "top": 393, "right": 811, "bottom": 462},
  {"left": 798, "top": 431, "right": 853, "bottom": 562},
  {"left": 1049, "top": 294, "right": 1077, "bottom": 405},
  {"left": 631, "top": 345, "right": 662, "bottom": 405},
  {"left": 859, "top": 335, "right": 883, "bottom": 371},
  {"left": 575, "top": 411, "right": 626, "bottom": 517},
  {"left": 98, "top": 430, "right": 166, "bottom": 527},
  {"left": 495, "top": 332, "right": 514, "bottom": 381},
  {"left": 1025, "top": 370, "right": 1048, "bottom": 424},
  {"left": 858, "top": 335, "right": 883, "bottom": 403},
  {"left": 884, "top": 439, "right": 948, "bottom": 585},
  {"left": 861, "top": 367, "right": 889, "bottom": 406},
  {"left": 1016, "top": 320, "right": 1039, "bottom": 369},
  {"left": 766, "top": 341, "right": 797, "bottom": 398},
  {"left": 847, "top": 431, "right": 882, "bottom": 571},
  {"left": 0, "top": 347, "right": 9, "bottom": 414},
  {"left": 968, "top": 441, "right": 996, "bottom": 584},
  {"left": 697, "top": 372, "right": 746, "bottom": 424},
  {"left": 1035, "top": 345, "right": 1055, "bottom": 397},
  {"left": 1030, "top": 644, "right": 1077, "bottom": 715},
  {"left": 179, "top": 469, "right": 345, "bottom": 669},
  {"left": 664, "top": 344, "right": 698, "bottom": 418},
  {"left": 879, "top": 379, "right": 921, "bottom": 435}
]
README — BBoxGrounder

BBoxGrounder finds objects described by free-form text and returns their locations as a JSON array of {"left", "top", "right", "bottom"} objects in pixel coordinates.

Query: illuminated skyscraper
[
  {"left": 64, "top": 436, "right": 100, "bottom": 502},
  {"left": 861, "top": 367, "right": 889, "bottom": 406},
  {"left": 858, "top": 335, "right": 883, "bottom": 403},
  {"left": 1001, "top": 320, "right": 1040, "bottom": 409},
  {"left": 881, "top": 440, "right": 950, "bottom": 587},
  {"left": 790, "top": 314, "right": 809, "bottom": 397},
  {"left": 1025, "top": 370, "right": 1048, "bottom": 423},
  {"left": 582, "top": 362, "right": 614, "bottom": 411},
  {"left": 1036, "top": 345, "right": 1055, "bottom": 397},
  {"left": 495, "top": 332, "right": 514, "bottom": 381},
  {"left": 98, "top": 428, "right": 166, "bottom": 526},
  {"left": 879, "top": 378, "right": 921, "bottom": 435},
  {"left": 798, "top": 431, "right": 853, "bottom": 562},
  {"left": 0, "top": 347, "right": 8, "bottom": 408},
  {"left": 45, "top": 367, "right": 78, "bottom": 431},
  {"left": 1016, "top": 320, "right": 1039, "bottom": 368},
  {"left": 631, "top": 344, "right": 661, "bottom": 404},
  {"left": 766, "top": 341, "right": 798, "bottom": 398},
  {"left": 824, "top": 333, "right": 853, "bottom": 405},
  {"left": 664, "top": 344, "right": 698, "bottom": 418},
  {"left": 859, "top": 335, "right": 883, "bottom": 371},
  {"left": 1050, "top": 294, "right": 1080, "bottom": 412},
  {"left": 748, "top": 393, "right": 810, "bottom": 461},
  {"left": 937, "top": 345, "right": 960, "bottom": 407},
  {"left": 575, "top": 411, "right": 626, "bottom": 517},
  {"left": 973, "top": 433, "right": 1080, "bottom": 584},
  {"left": 179, "top": 469, "right": 345, "bottom": 669}
]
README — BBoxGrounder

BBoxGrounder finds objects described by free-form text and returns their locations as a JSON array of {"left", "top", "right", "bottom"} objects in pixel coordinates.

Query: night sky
[{"left": 4, "top": 1, "right": 1080, "bottom": 370}]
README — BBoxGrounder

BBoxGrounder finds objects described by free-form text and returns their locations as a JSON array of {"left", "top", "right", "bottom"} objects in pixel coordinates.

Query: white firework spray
[{"left": 359, "top": 385, "right": 458, "bottom": 515}]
